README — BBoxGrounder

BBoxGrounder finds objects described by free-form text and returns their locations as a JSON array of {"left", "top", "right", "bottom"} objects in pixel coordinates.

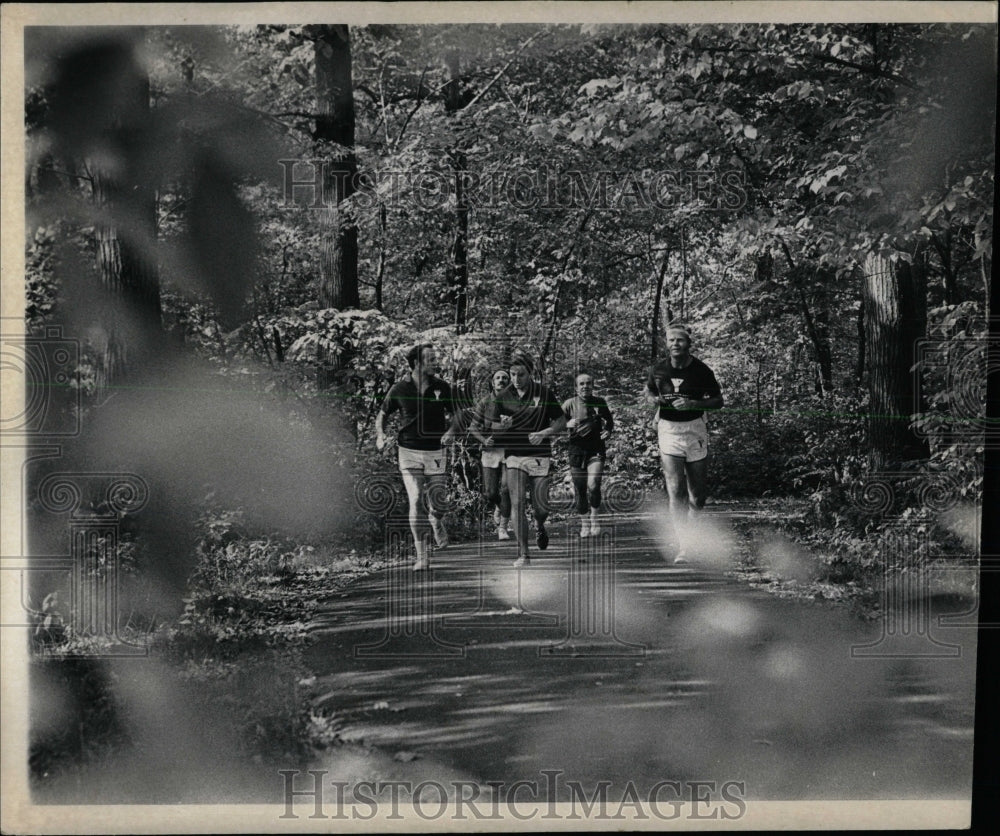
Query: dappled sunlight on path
[{"left": 306, "top": 502, "right": 976, "bottom": 800}]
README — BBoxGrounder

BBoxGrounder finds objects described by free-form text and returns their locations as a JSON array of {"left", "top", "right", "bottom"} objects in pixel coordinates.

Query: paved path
[{"left": 305, "top": 505, "right": 977, "bottom": 800}]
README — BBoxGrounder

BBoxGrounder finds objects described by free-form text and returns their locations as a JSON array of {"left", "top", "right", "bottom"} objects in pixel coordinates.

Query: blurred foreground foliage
[{"left": 21, "top": 21, "right": 990, "bottom": 780}]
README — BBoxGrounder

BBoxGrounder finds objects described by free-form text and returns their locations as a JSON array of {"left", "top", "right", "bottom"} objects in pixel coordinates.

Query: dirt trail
[{"left": 304, "top": 502, "right": 976, "bottom": 800}]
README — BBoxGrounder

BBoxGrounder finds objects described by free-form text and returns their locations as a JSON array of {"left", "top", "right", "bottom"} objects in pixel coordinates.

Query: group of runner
[{"left": 374, "top": 326, "right": 723, "bottom": 570}]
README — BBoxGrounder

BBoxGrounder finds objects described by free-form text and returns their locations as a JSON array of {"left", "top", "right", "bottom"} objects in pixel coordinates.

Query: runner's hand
[
  {"left": 566, "top": 418, "right": 578, "bottom": 429},
  {"left": 441, "top": 431, "right": 455, "bottom": 446},
  {"left": 482, "top": 436, "right": 494, "bottom": 448},
  {"left": 672, "top": 397, "right": 695, "bottom": 410},
  {"left": 528, "top": 431, "right": 546, "bottom": 445}
]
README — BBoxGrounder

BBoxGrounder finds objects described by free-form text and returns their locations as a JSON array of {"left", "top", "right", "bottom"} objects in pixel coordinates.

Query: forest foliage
[{"left": 22, "top": 22, "right": 994, "bottom": 603}]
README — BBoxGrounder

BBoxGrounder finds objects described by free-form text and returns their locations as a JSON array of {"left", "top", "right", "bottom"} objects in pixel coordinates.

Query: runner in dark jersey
[
  {"left": 375, "top": 343, "right": 455, "bottom": 570},
  {"left": 645, "top": 326, "right": 723, "bottom": 563},
  {"left": 492, "top": 352, "right": 566, "bottom": 567},
  {"left": 468, "top": 368, "right": 513, "bottom": 540},
  {"left": 562, "top": 372, "right": 614, "bottom": 537}
]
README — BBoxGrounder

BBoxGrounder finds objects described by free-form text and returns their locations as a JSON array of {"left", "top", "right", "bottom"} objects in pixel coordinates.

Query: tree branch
[
  {"left": 392, "top": 67, "right": 430, "bottom": 152},
  {"left": 462, "top": 30, "right": 548, "bottom": 113},
  {"left": 803, "top": 50, "right": 915, "bottom": 89}
]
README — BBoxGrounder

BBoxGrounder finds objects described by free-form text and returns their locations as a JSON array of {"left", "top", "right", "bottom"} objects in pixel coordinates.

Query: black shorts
[{"left": 568, "top": 447, "right": 606, "bottom": 470}]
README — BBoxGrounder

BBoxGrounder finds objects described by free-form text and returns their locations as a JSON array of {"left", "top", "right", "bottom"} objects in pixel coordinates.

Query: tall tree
[
  {"left": 862, "top": 249, "right": 929, "bottom": 468},
  {"left": 46, "top": 32, "right": 162, "bottom": 392},
  {"left": 442, "top": 49, "right": 472, "bottom": 331},
  {"left": 312, "top": 24, "right": 360, "bottom": 310}
]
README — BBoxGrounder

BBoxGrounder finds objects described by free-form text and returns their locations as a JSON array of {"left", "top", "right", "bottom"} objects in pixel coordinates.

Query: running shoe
[
  {"left": 673, "top": 551, "right": 688, "bottom": 565},
  {"left": 429, "top": 514, "right": 449, "bottom": 548},
  {"left": 498, "top": 527, "right": 510, "bottom": 541},
  {"left": 513, "top": 554, "right": 530, "bottom": 567},
  {"left": 493, "top": 507, "right": 502, "bottom": 527},
  {"left": 536, "top": 524, "right": 549, "bottom": 551},
  {"left": 580, "top": 520, "right": 591, "bottom": 538},
  {"left": 413, "top": 556, "right": 430, "bottom": 571},
  {"left": 590, "top": 520, "right": 601, "bottom": 537}
]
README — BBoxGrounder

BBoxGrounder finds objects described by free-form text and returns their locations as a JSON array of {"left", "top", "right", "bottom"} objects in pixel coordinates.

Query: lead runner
[
  {"left": 646, "top": 326, "right": 724, "bottom": 563},
  {"left": 375, "top": 343, "right": 455, "bottom": 571}
]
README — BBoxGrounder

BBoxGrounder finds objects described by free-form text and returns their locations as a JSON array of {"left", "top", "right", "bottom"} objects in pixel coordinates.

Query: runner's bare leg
[
  {"left": 660, "top": 452, "right": 689, "bottom": 548},
  {"left": 400, "top": 469, "right": 429, "bottom": 562},
  {"left": 507, "top": 465, "right": 530, "bottom": 558},
  {"left": 685, "top": 458, "right": 708, "bottom": 519},
  {"left": 587, "top": 457, "right": 605, "bottom": 528}
]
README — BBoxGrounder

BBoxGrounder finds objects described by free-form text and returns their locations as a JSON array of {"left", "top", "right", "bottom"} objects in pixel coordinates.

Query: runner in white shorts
[
  {"left": 646, "top": 326, "right": 724, "bottom": 563},
  {"left": 492, "top": 352, "right": 566, "bottom": 567},
  {"left": 468, "top": 368, "right": 513, "bottom": 540},
  {"left": 376, "top": 343, "right": 455, "bottom": 571}
]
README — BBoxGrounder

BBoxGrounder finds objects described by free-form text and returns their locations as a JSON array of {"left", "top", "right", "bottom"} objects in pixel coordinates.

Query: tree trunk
[
  {"left": 447, "top": 150, "right": 469, "bottom": 331},
  {"left": 374, "top": 203, "right": 386, "bottom": 312},
  {"left": 443, "top": 51, "right": 472, "bottom": 332},
  {"left": 855, "top": 290, "right": 865, "bottom": 388},
  {"left": 650, "top": 247, "right": 671, "bottom": 363},
  {"left": 778, "top": 242, "right": 833, "bottom": 396},
  {"left": 679, "top": 226, "right": 687, "bottom": 322},
  {"left": 90, "top": 59, "right": 160, "bottom": 394},
  {"left": 862, "top": 251, "right": 929, "bottom": 468},
  {"left": 313, "top": 24, "right": 359, "bottom": 310}
]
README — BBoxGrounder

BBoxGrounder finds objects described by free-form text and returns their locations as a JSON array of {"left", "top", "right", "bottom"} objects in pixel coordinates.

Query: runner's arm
[
  {"left": 528, "top": 412, "right": 568, "bottom": 445},
  {"left": 375, "top": 409, "right": 389, "bottom": 450},
  {"left": 645, "top": 372, "right": 671, "bottom": 407},
  {"left": 599, "top": 399, "right": 614, "bottom": 436},
  {"left": 674, "top": 393, "right": 723, "bottom": 411},
  {"left": 467, "top": 413, "right": 491, "bottom": 446}
]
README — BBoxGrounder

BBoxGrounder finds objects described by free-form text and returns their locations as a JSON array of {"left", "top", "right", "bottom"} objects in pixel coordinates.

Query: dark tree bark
[
  {"left": 651, "top": 248, "right": 671, "bottom": 363},
  {"left": 313, "top": 24, "right": 360, "bottom": 310},
  {"left": 374, "top": 203, "right": 387, "bottom": 312},
  {"left": 447, "top": 148, "right": 469, "bottom": 331},
  {"left": 930, "top": 228, "right": 958, "bottom": 305},
  {"left": 855, "top": 291, "right": 866, "bottom": 388},
  {"left": 443, "top": 51, "right": 473, "bottom": 331},
  {"left": 778, "top": 241, "right": 833, "bottom": 395},
  {"left": 808, "top": 268, "right": 834, "bottom": 395},
  {"left": 89, "top": 56, "right": 160, "bottom": 393},
  {"left": 862, "top": 251, "right": 929, "bottom": 468}
]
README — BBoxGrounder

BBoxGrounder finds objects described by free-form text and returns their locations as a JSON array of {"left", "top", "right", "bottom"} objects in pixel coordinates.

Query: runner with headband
[{"left": 646, "top": 326, "right": 724, "bottom": 563}]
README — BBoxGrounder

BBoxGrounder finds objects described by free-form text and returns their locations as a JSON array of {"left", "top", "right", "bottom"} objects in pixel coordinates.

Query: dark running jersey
[
  {"left": 561, "top": 395, "right": 614, "bottom": 453},
  {"left": 470, "top": 392, "right": 505, "bottom": 432},
  {"left": 380, "top": 375, "right": 454, "bottom": 450},
  {"left": 646, "top": 357, "right": 721, "bottom": 422},
  {"left": 492, "top": 382, "right": 563, "bottom": 457}
]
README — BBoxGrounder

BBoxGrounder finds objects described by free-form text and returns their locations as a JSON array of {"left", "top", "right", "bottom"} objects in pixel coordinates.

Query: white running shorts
[
  {"left": 481, "top": 447, "right": 505, "bottom": 469},
  {"left": 505, "top": 454, "right": 551, "bottom": 477},
  {"left": 398, "top": 446, "right": 446, "bottom": 475},
  {"left": 657, "top": 417, "right": 709, "bottom": 463}
]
